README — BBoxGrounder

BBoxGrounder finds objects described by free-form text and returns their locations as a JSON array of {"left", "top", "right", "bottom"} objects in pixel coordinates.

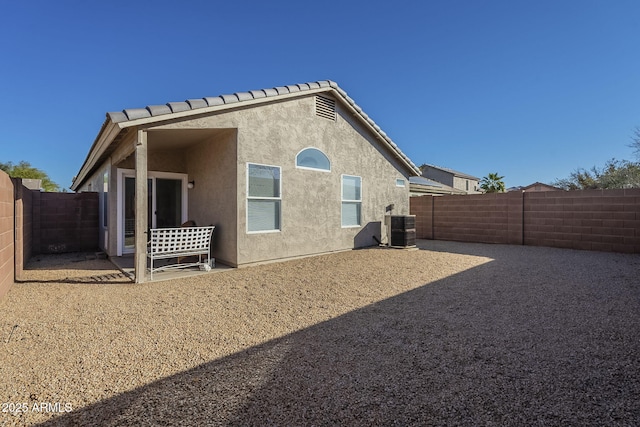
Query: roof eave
[
  {"left": 71, "top": 118, "right": 122, "bottom": 191},
  {"left": 115, "top": 86, "right": 333, "bottom": 129}
]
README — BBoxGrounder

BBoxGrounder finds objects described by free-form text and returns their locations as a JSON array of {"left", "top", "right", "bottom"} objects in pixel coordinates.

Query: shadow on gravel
[
  {"left": 35, "top": 243, "right": 640, "bottom": 426},
  {"left": 17, "top": 253, "right": 133, "bottom": 284}
]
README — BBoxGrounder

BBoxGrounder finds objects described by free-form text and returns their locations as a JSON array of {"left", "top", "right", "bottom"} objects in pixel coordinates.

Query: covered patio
[{"left": 92, "top": 126, "right": 237, "bottom": 283}]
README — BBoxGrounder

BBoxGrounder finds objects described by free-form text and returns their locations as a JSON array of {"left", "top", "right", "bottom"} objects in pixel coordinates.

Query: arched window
[{"left": 296, "top": 148, "right": 331, "bottom": 172}]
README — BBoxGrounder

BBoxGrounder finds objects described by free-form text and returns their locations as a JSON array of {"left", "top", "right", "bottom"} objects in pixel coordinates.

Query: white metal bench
[{"left": 147, "top": 226, "right": 215, "bottom": 280}]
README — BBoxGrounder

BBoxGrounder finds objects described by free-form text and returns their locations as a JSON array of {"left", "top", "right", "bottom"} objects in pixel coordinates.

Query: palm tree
[{"left": 480, "top": 172, "right": 506, "bottom": 193}]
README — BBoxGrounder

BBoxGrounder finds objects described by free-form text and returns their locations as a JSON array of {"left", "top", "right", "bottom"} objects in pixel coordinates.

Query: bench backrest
[{"left": 149, "top": 226, "right": 215, "bottom": 254}]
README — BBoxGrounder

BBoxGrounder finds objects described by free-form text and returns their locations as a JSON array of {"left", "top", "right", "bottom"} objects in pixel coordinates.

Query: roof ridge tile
[
  {"left": 123, "top": 108, "right": 150, "bottom": 121},
  {"left": 186, "top": 99, "right": 207, "bottom": 109},
  {"left": 204, "top": 96, "right": 225, "bottom": 107},
  {"left": 235, "top": 92, "right": 253, "bottom": 102},
  {"left": 249, "top": 90, "right": 267, "bottom": 99},
  {"left": 220, "top": 94, "right": 239, "bottom": 104},
  {"left": 147, "top": 105, "right": 172, "bottom": 117},
  {"left": 166, "top": 101, "right": 190, "bottom": 113},
  {"left": 262, "top": 88, "right": 278, "bottom": 97}
]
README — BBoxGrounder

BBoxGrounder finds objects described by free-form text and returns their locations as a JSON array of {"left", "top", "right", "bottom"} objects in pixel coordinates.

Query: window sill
[{"left": 246, "top": 229, "right": 281, "bottom": 235}]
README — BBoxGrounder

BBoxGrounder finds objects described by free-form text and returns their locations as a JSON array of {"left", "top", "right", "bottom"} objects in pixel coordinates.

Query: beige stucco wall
[
  {"left": 80, "top": 92, "right": 413, "bottom": 265},
  {"left": 155, "top": 93, "right": 411, "bottom": 265},
  {"left": 77, "top": 161, "right": 111, "bottom": 253},
  {"left": 184, "top": 130, "right": 238, "bottom": 266},
  {"left": 453, "top": 176, "right": 481, "bottom": 194}
]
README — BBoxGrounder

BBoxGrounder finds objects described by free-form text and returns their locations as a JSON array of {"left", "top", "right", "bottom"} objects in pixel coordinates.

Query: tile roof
[
  {"left": 72, "top": 80, "right": 420, "bottom": 190},
  {"left": 109, "top": 80, "right": 334, "bottom": 123}
]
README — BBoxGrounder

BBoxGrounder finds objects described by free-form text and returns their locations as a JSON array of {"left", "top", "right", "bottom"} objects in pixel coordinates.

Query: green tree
[
  {"left": 552, "top": 166, "right": 599, "bottom": 190},
  {"left": 0, "top": 161, "right": 60, "bottom": 191},
  {"left": 480, "top": 172, "right": 506, "bottom": 193},
  {"left": 599, "top": 159, "right": 640, "bottom": 188},
  {"left": 552, "top": 159, "right": 640, "bottom": 190}
]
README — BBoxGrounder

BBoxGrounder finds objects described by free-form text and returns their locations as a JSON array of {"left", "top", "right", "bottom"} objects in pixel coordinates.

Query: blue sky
[{"left": 1, "top": 0, "right": 639, "bottom": 190}]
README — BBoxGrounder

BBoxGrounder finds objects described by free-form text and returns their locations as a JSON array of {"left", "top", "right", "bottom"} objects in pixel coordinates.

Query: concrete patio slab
[{"left": 110, "top": 255, "right": 234, "bottom": 282}]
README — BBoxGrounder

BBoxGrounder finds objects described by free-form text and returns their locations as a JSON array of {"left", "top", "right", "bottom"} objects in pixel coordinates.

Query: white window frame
[
  {"left": 295, "top": 147, "right": 331, "bottom": 172},
  {"left": 246, "top": 162, "right": 282, "bottom": 234},
  {"left": 341, "top": 174, "right": 362, "bottom": 228},
  {"left": 396, "top": 178, "right": 406, "bottom": 187}
]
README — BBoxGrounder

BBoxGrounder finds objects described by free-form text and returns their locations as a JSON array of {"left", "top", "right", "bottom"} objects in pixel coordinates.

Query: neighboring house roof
[
  {"left": 421, "top": 164, "right": 480, "bottom": 181},
  {"left": 409, "top": 176, "right": 466, "bottom": 195},
  {"left": 523, "top": 182, "right": 562, "bottom": 192},
  {"left": 508, "top": 182, "right": 562, "bottom": 192},
  {"left": 72, "top": 80, "right": 420, "bottom": 191}
]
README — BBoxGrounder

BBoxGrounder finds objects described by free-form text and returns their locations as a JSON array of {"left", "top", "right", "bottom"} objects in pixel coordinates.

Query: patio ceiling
[{"left": 146, "top": 128, "right": 232, "bottom": 152}]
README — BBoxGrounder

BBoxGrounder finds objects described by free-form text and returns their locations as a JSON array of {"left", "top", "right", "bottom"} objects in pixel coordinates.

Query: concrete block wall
[
  {"left": 0, "top": 175, "right": 99, "bottom": 301},
  {"left": 0, "top": 171, "right": 14, "bottom": 300},
  {"left": 411, "top": 193, "right": 523, "bottom": 244},
  {"left": 524, "top": 189, "right": 640, "bottom": 253},
  {"left": 433, "top": 193, "right": 510, "bottom": 244},
  {"left": 506, "top": 192, "right": 524, "bottom": 245},
  {"left": 410, "top": 196, "right": 433, "bottom": 239},
  {"left": 36, "top": 192, "right": 99, "bottom": 254},
  {"left": 410, "top": 189, "right": 640, "bottom": 253},
  {"left": 13, "top": 179, "right": 33, "bottom": 281}
]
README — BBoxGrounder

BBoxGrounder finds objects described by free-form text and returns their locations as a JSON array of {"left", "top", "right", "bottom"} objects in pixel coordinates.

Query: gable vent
[{"left": 315, "top": 95, "right": 336, "bottom": 121}]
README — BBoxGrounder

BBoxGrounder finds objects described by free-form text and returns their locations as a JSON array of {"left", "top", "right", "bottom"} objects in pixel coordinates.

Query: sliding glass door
[
  {"left": 119, "top": 170, "right": 187, "bottom": 255},
  {"left": 155, "top": 178, "right": 183, "bottom": 228}
]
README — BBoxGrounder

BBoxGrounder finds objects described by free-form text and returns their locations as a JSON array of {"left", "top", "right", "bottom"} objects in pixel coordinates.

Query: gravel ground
[{"left": 1, "top": 241, "right": 639, "bottom": 426}]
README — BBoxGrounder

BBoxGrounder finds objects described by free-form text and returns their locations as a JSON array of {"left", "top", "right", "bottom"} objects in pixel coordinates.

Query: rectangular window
[
  {"left": 247, "top": 163, "right": 281, "bottom": 232},
  {"left": 396, "top": 178, "right": 405, "bottom": 187},
  {"left": 341, "top": 175, "right": 361, "bottom": 227}
]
